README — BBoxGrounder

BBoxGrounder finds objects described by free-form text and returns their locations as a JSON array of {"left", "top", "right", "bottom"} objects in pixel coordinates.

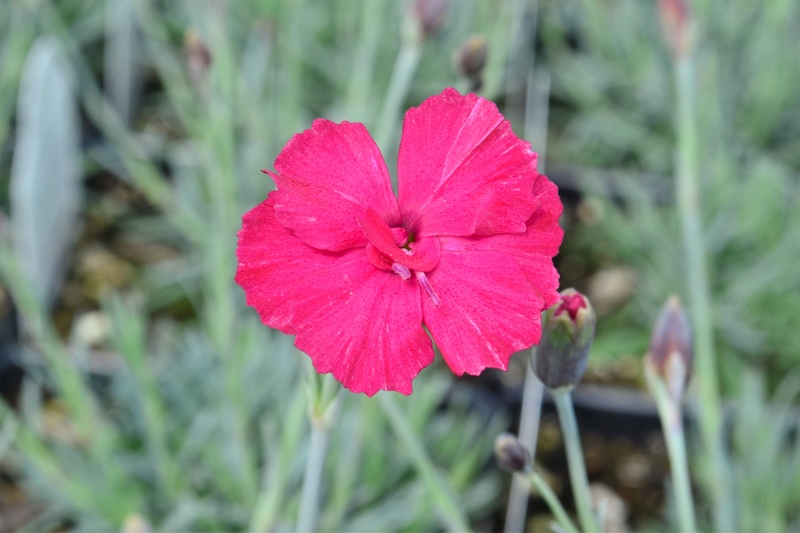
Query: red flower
[{"left": 236, "top": 88, "right": 563, "bottom": 396}]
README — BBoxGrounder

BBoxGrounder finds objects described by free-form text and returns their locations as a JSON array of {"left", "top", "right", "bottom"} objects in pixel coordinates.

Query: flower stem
[
  {"left": 249, "top": 385, "right": 307, "bottom": 532},
  {"left": 295, "top": 420, "right": 332, "bottom": 533},
  {"left": 504, "top": 359, "right": 545, "bottom": 533},
  {"left": 524, "top": 469, "right": 580, "bottom": 533},
  {"left": 551, "top": 388, "right": 597, "bottom": 533},
  {"left": 296, "top": 370, "right": 341, "bottom": 533},
  {"left": 674, "top": 52, "right": 734, "bottom": 532},
  {"left": 378, "top": 393, "right": 472, "bottom": 533},
  {"left": 373, "top": 9, "right": 422, "bottom": 154},
  {"left": 646, "top": 367, "right": 696, "bottom": 533}
]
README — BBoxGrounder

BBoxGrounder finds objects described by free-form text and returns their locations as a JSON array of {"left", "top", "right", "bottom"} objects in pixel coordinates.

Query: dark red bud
[
  {"left": 646, "top": 295, "right": 693, "bottom": 399},
  {"left": 455, "top": 35, "right": 488, "bottom": 78},
  {"left": 658, "top": 0, "right": 693, "bottom": 58},
  {"left": 494, "top": 433, "right": 532, "bottom": 473},
  {"left": 184, "top": 29, "right": 212, "bottom": 85},
  {"left": 414, "top": 0, "right": 450, "bottom": 38}
]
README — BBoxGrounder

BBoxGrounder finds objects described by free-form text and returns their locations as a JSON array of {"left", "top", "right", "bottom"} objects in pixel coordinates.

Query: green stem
[
  {"left": 0, "top": 413, "right": 18, "bottom": 464},
  {"left": 551, "top": 388, "right": 597, "bottom": 533},
  {"left": 296, "top": 421, "right": 333, "bottom": 533},
  {"left": 378, "top": 393, "right": 472, "bottom": 533},
  {"left": 344, "top": 0, "right": 387, "bottom": 121},
  {"left": 647, "top": 368, "right": 696, "bottom": 533},
  {"left": 505, "top": 355, "right": 545, "bottom": 533},
  {"left": 525, "top": 469, "right": 580, "bottom": 533},
  {"left": 249, "top": 385, "right": 307, "bottom": 532},
  {"left": 0, "top": 244, "right": 94, "bottom": 439},
  {"left": 296, "top": 374, "right": 341, "bottom": 533},
  {"left": 664, "top": 407, "right": 696, "bottom": 533},
  {"left": 373, "top": 11, "right": 422, "bottom": 154},
  {"left": 674, "top": 54, "right": 733, "bottom": 532}
]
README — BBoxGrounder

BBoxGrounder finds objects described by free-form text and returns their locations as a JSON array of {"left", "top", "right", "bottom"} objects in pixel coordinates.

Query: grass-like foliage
[{"left": 1, "top": 0, "right": 799, "bottom": 531}]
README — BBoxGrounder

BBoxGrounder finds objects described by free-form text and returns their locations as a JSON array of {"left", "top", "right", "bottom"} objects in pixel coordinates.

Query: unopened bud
[
  {"left": 455, "top": 35, "right": 488, "bottom": 77},
  {"left": 413, "top": 0, "right": 450, "bottom": 38},
  {"left": 658, "top": 0, "right": 694, "bottom": 58},
  {"left": 494, "top": 433, "right": 532, "bottom": 473},
  {"left": 533, "top": 289, "right": 596, "bottom": 390},
  {"left": 454, "top": 35, "right": 488, "bottom": 92},
  {"left": 645, "top": 295, "right": 693, "bottom": 400},
  {"left": 184, "top": 29, "right": 212, "bottom": 85}
]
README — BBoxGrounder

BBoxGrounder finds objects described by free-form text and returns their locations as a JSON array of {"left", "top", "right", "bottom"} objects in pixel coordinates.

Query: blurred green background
[{"left": 0, "top": 0, "right": 798, "bottom": 531}]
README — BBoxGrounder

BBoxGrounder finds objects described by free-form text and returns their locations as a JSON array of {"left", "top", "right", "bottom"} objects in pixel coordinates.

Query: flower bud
[
  {"left": 413, "top": 0, "right": 450, "bottom": 38},
  {"left": 658, "top": 0, "right": 694, "bottom": 58},
  {"left": 533, "top": 289, "right": 596, "bottom": 390},
  {"left": 494, "top": 433, "right": 532, "bottom": 473},
  {"left": 454, "top": 35, "right": 488, "bottom": 92},
  {"left": 184, "top": 29, "right": 212, "bottom": 85},
  {"left": 645, "top": 295, "right": 693, "bottom": 401},
  {"left": 455, "top": 35, "right": 488, "bottom": 78}
]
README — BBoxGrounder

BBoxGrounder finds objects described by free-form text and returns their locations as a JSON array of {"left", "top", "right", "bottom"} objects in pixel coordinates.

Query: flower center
[
  {"left": 358, "top": 207, "right": 441, "bottom": 272},
  {"left": 357, "top": 208, "right": 442, "bottom": 306}
]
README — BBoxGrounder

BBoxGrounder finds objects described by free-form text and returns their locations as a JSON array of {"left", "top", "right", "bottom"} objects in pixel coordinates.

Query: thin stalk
[
  {"left": 249, "top": 385, "right": 306, "bottom": 532},
  {"left": 505, "top": 359, "right": 545, "bottom": 533},
  {"left": 0, "top": 244, "right": 95, "bottom": 440},
  {"left": 296, "top": 421, "right": 333, "bottom": 533},
  {"left": 551, "top": 388, "right": 597, "bottom": 533},
  {"left": 525, "top": 469, "right": 580, "bottom": 533},
  {"left": 296, "top": 375, "right": 341, "bottom": 533},
  {"left": 647, "top": 369, "right": 696, "bottom": 533},
  {"left": 373, "top": 10, "right": 422, "bottom": 154},
  {"left": 0, "top": 414, "right": 18, "bottom": 464},
  {"left": 344, "top": 0, "right": 387, "bottom": 122},
  {"left": 665, "top": 415, "right": 696, "bottom": 533},
  {"left": 674, "top": 54, "right": 733, "bottom": 531},
  {"left": 378, "top": 393, "right": 472, "bottom": 533},
  {"left": 108, "top": 297, "right": 179, "bottom": 499}
]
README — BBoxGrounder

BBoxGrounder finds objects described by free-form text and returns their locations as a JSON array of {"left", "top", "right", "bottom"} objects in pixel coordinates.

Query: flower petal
[
  {"left": 444, "top": 173, "right": 564, "bottom": 308},
  {"left": 517, "top": 174, "right": 564, "bottom": 306},
  {"left": 235, "top": 192, "right": 341, "bottom": 334},
  {"left": 531, "top": 171, "right": 563, "bottom": 229},
  {"left": 290, "top": 251, "right": 434, "bottom": 396},
  {"left": 268, "top": 119, "right": 400, "bottom": 251},
  {"left": 421, "top": 244, "right": 546, "bottom": 376},
  {"left": 397, "top": 88, "right": 538, "bottom": 238}
]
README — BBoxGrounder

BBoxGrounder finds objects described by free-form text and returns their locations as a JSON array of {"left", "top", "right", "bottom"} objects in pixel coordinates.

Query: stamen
[
  {"left": 415, "top": 271, "right": 441, "bottom": 307},
  {"left": 392, "top": 263, "right": 411, "bottom": 280}
]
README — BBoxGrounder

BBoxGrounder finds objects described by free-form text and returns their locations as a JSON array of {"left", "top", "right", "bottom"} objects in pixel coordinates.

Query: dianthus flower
[{"left": 236, "top": 88, "right": 563, "bottom": 396}]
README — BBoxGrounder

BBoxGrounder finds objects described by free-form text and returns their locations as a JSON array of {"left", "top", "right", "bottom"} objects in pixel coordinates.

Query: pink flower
[{"left": 236, "top": 88, "right": 563, "bottom": 396}]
